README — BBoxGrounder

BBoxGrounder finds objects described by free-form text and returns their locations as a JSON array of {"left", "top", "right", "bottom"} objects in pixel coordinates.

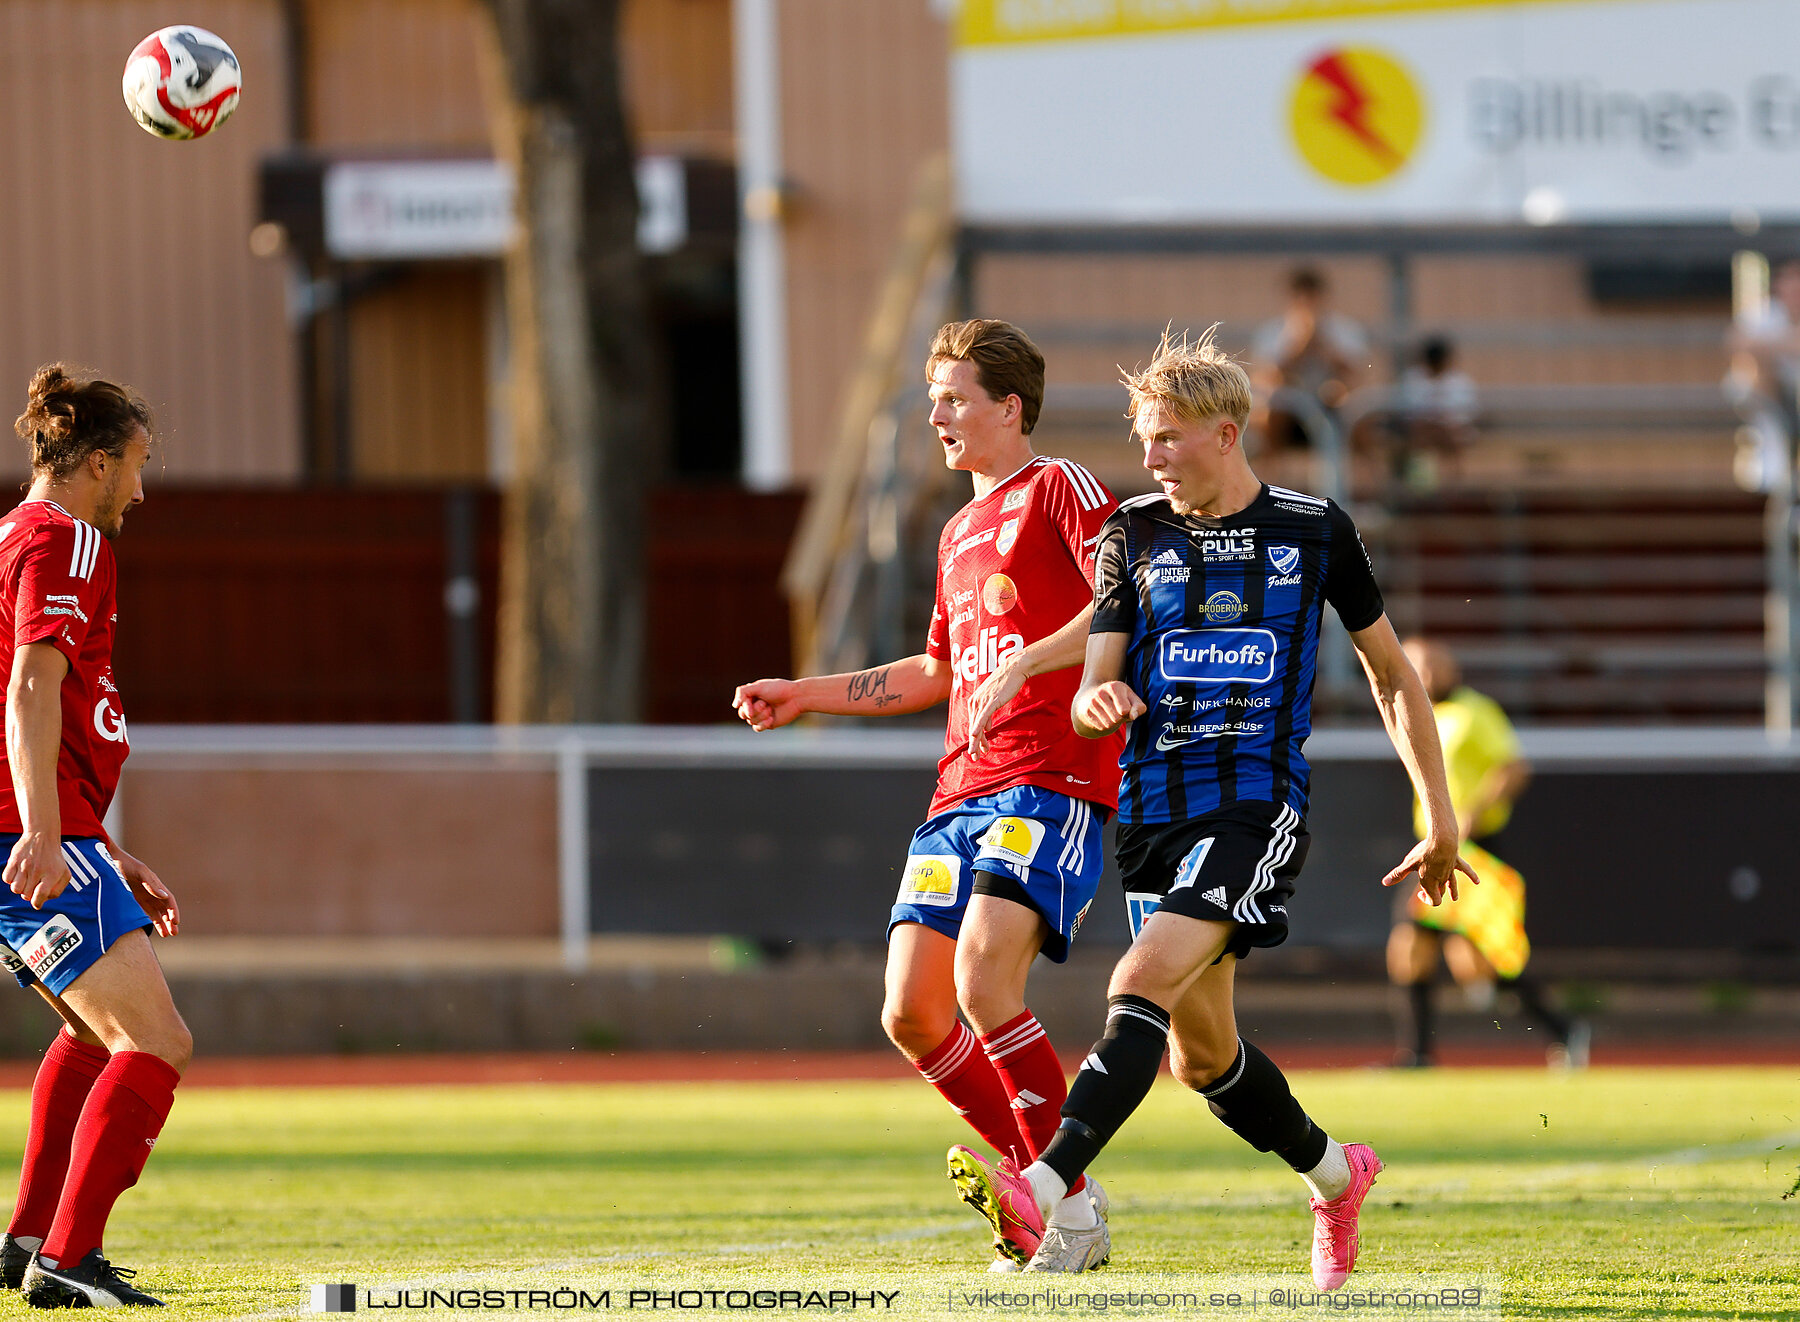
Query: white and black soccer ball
[{"left": 122, "top": 25, "right": 241, "bottom": 140}]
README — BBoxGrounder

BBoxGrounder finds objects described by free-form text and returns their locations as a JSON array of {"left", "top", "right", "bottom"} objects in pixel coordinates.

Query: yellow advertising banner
[{"left": 956, "top": 0, "right": 1627, "bottom": 47}]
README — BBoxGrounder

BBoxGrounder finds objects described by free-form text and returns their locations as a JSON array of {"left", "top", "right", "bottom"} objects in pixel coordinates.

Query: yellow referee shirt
[{"left": 1412, "top": 685, "right": 1522, "bottom": 841}]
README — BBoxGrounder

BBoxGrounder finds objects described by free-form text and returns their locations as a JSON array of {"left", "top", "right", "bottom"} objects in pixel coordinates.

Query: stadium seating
[{"left": 1377, "top": 487, "right": 1765, "bottom": 723}]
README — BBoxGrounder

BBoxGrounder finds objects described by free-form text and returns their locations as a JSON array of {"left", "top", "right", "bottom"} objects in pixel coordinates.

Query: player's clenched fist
[
  {"left": 733, "top": 678, "right": 804, "bottom": 732},
  {"left": 4, "top": 830, "right": 71, "bottom": 910},
  {"left": 1074, "top": 680, "right": 1146, "bottom": 738}
]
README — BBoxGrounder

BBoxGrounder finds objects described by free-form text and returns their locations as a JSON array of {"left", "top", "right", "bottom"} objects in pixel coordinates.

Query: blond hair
[
  {"left": 927, "top": 319, "right": 1046, "bottom": 435},
  {"left": 1121, "top": 325, "right": 1252, "bottom": 432}
]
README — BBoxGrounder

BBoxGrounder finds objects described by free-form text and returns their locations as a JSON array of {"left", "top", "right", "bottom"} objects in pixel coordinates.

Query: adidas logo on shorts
[{"left": 1201, "top": 886, "right": 1228, "bottom": 908}]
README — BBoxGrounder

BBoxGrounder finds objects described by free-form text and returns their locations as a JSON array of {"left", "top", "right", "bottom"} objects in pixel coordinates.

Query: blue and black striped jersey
[{"left": 1090, "top": 483, "right": 1385, "bottom": 824}]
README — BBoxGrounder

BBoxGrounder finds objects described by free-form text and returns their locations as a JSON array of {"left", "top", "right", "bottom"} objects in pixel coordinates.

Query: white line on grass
[
  {"left": 1646, "top": 1129, "right": 1800, "bottom": 1169},
  {"left": 1396, "top": 1128, "right": 1800, "bottom": 1196}
]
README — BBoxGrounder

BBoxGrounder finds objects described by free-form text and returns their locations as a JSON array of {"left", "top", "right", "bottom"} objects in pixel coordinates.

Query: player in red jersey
[
  {"left": 0, "top": 366, "right": 187, "bottom": 1308},
  {"left": 734, "top": 321, "right": 1124, "bottom": 1269}
]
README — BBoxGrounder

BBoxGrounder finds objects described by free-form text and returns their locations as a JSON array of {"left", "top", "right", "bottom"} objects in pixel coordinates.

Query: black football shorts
[{"left": 1114, "top": 801, "right": 1310, "bottom": 961}]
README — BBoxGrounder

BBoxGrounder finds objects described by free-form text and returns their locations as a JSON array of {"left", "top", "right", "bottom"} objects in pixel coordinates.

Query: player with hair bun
[{"left": 0, "top": 365, "right": 188, "bottom": 1309}]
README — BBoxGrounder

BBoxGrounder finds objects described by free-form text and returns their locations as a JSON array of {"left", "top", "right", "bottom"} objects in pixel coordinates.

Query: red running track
[{"left": 0, "top": 1043, "right": 1790, "bottom": 1087}]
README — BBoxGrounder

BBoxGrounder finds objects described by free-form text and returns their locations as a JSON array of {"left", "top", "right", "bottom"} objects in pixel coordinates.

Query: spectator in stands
[
  {"left": 1251, "top": 267, "right": 1370, "bottom": 460},
  {"left": 1728, "top": 257, "right": 1800, "bottom": 405},
  {"left": 1386, "top": 637, "right": 1588, "bottom": 1070},
  {"left": 1390, "top": 335, "right": 1479, "bottom": 490},
  {"left": 1725, "top": 257, "right": 1800, "bottom": 490}
]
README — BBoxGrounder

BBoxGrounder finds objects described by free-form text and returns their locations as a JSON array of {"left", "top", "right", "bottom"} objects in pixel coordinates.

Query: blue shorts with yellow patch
[
  {"left": 888, "top": 786, "right": 1106, "bottom": 963},
  {"left": 0, "top": 836, "right": 151, "bottom": 997}
]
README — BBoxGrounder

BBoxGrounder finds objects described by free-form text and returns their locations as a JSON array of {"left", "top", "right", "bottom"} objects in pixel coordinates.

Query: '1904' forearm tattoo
[{"left": 847, "top": 666, "right": 902, "bottom": 709}]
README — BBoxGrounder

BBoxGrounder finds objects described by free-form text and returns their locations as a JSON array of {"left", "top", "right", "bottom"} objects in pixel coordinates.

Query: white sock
[
  {"left": 1022, "top": 1161, "right": 1068, "bottom": 1218},
  {"left": 1047, "top": 1182, "right": 1098, "bottom": 1229},
  {"left": 1302, "top": 1138, "right": 1351, "bottom": 1202}
]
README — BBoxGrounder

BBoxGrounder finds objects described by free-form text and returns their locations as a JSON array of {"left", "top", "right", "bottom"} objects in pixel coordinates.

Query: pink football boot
[{"left": 1309, "top": 1142, "right": 1383, "bottom": 1289}]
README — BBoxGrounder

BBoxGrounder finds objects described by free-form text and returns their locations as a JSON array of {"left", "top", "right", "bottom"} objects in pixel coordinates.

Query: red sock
[
  {"left": 913, "top": 1023, "right": 1029, "bottom": 1167},
  {"left": 9, "top": 1033, "right": 109, "bottom": 1242},
  {"left": 981, "top": 1010, "right": 1085, "bottom": 1195},
  {"left": 40, "top": 1052, "right": 179, "bottom": 1268}
]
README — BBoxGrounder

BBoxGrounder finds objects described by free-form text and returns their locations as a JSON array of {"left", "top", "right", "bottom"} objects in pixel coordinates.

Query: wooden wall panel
[
  {"left": 1413, "top": 255, "right": 1590, "bottom": 323},
  {"left": 0, "top": 0, "right": 299, "bottom": 483},
  {"left": 778, "top": 0, "right": 950, "bottom": 482},
  {"left": 979, "top": 254, "right": 1390, "bottom": 343},
  {"left": 349, "top": 266, "right": 490, "bottom": 480},
  {"left": 305, "top": 0, "right": 739, "bottom": 156},
  {"left": 301, "top": 0, "right": 497, "bottom": 481},
  {"left": 303, "top": 0, "right": 492, "bottom": 149},
  {"left": 307, "top": 0, "right": 736, "bottom": 154},
  {"left": 977, "top": 252, "right": 1729, "bottom": 393},
  {"left": 1410, "top": 255, "right": 1728, "bottom": 385},
  {"left": 622, "top": 0, "right": 734, "bottom": 157},
  {"left": 977, "top": 253, "right": 1390, "bottom": 390}
]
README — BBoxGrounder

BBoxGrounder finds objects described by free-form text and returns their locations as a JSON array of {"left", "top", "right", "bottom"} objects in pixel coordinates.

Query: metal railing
[
  {"left": 120, "top": 723, "right": 1800, "bottom": 970},
  {"left": 1338, "top": 381, "right": 1738, "bottom": 434}
]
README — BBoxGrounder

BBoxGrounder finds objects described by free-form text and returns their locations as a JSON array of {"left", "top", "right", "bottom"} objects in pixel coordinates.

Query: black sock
[
  {"left": 1402, "top": 982, "right": 1434, "bottom": 1060},
  {"left": 1039, "top": 993, "right": 1170, "bottom": 1187},
  {"left": 1194, "top": 1038, "right": 1329, "bottom": 1173},
  {"left": 1500, "top": 976, "right": 1570, "bottom": 1041}
]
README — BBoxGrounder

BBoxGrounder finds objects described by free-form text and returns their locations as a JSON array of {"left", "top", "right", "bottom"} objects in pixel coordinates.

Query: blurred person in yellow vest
[{"left": 1386, "top": 638, "right": 1588, "bottom": 1069}]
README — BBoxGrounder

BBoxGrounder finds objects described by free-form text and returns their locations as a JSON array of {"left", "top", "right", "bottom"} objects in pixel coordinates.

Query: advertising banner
[
  {"left": 951, "top": 0, "right": 1800, "bottom": 224},
  {"left": 322, "top": 157, "right": 691, "bottom": 260}
]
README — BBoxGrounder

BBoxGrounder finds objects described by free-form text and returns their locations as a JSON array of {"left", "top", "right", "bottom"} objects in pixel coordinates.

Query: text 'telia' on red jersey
[
  {"left": 926, "top": 455, "right": 1125, "bottom": 815},
  {"left": 0, "top": 501, "right": 127, "bottom": 839}
]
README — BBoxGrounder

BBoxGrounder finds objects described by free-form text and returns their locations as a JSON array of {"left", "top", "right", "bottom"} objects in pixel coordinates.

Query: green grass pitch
[{"left": 0, "top": 1067, "right": 1790, "bottom": 1320}]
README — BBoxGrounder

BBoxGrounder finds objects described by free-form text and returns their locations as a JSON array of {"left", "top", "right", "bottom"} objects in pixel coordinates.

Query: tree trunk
[{"left": 482, "top": 0, "right": 653, "bottom": 722}]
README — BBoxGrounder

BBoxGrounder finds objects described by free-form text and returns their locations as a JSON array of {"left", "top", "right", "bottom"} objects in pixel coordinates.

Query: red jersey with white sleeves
[
  {"left": 925, "top": 456, "right": 1125, "bottom": 815},
  {"left": 0, "top": 501, "right": 127, "bottom": 839}
]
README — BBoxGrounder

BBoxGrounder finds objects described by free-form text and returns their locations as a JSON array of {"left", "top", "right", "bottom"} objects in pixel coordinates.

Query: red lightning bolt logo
[{"left": 1306, "top": 51, "right": 1401, "bottom": 167}]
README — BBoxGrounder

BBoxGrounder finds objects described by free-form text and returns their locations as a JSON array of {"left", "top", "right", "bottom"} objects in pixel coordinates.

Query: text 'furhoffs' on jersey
[{"left": 1091, "top": 484, "right": 1385, "bottom": 824}]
